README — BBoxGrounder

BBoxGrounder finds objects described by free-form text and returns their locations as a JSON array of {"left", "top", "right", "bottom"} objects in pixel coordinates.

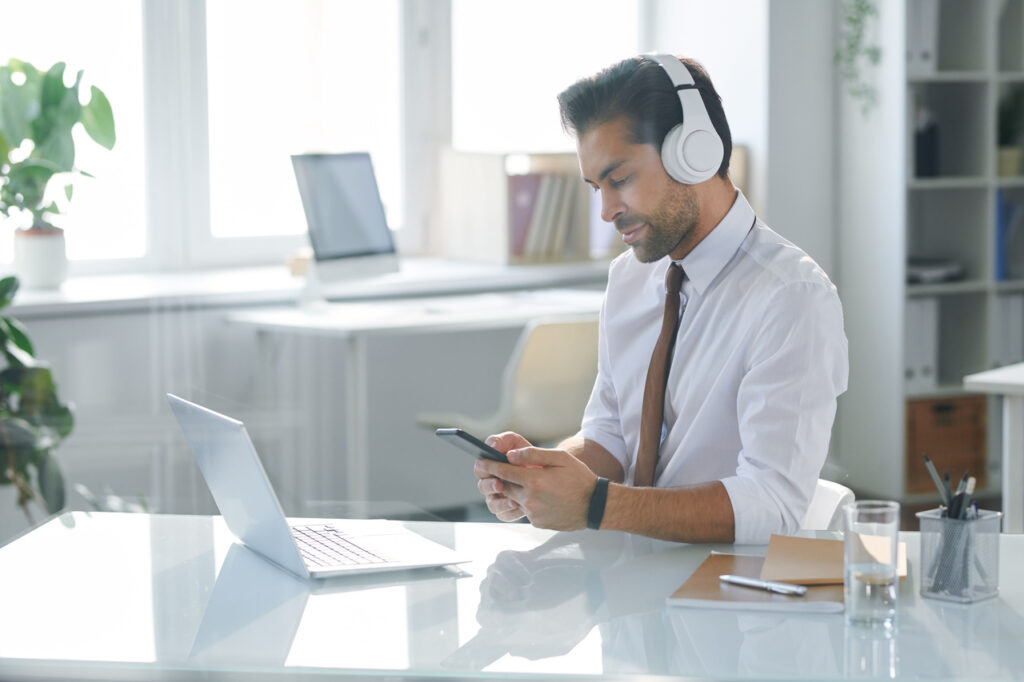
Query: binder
[{"left": 905, "top": 297, "right": 939, "bottom": 393}]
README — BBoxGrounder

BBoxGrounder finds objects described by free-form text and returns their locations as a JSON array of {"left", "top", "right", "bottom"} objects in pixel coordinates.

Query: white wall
[{"left": 645, "top": 0, "right": 837, "bottom": 278}]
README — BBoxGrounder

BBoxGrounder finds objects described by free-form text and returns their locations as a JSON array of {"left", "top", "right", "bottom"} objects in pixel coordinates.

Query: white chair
[
  {"left": 800, "top": 479, "right": 855, "bottom": 531},
  {"left": 416, "top": 315, "right": 599, "bottom": 446}
]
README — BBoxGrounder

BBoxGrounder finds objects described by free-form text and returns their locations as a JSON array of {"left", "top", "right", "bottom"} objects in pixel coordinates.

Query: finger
[
  {"left": 477, "top": 476, "right": 504, "bottom": 496},
  {"left": 477, "top": 459, "right": 537, "bottom": 487},
  {"left": 495, "top": 506, "right": 527, "bottom": 523},
  {"left": 506, "top": 446, "right": 571, "bottom": 469},
  {"left": 486, "top": 493, "right": 520, "bottom": 516},
  {"left": 486, "top": 431, "right": 532, "bottom": 453}
]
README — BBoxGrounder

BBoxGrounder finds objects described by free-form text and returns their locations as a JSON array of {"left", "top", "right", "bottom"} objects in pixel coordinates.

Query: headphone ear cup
[
  {"left": 660, "top": 124, "right": 690, "bottom": 184},
  {"left": 660, "top": 121, "right": 723, "bottom": 185}
]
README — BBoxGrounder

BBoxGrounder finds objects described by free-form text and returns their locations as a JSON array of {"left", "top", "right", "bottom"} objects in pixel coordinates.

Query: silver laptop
[{"left": 167, "top": 393, "right": 470, "bottom": 579}]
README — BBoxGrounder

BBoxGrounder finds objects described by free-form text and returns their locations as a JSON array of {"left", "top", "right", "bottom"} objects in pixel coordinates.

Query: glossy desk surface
[{"left": 1, "top": 512, "right": 1023, "bottom": 681}]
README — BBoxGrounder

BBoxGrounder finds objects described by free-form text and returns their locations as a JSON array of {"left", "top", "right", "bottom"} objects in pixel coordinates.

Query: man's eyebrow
[{"left": 583, "top": 160, "right": 626, "bottom": 185}]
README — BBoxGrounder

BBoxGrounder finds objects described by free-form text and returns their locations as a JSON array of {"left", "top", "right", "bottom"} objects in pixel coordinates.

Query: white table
[
  {"left": 2, "top": 512, "right": 1023, "bottom": 680},
  {"left": 227, "top": 289, "right": 604, "bottom": 506},
  {"left": 963, "top": 363, "right": 1024, "bottom": 532}
]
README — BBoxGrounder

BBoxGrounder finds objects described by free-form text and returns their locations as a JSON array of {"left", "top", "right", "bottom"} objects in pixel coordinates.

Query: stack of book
[{"left": 439, "top": 150, "right": 615, "bottom": 265}]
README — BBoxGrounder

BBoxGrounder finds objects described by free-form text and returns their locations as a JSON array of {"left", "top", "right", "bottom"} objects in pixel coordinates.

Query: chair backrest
[
  {"left": 800, "top": 479, "right": 855, "bottom": 531},
  {"left": 501, "top": 315, "right": 599, "bottom": 444}
]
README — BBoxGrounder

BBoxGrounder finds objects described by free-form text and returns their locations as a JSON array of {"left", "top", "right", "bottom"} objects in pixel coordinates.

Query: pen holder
[{"left": 917, "top": 508, "right": 1001, "bottom": 603}]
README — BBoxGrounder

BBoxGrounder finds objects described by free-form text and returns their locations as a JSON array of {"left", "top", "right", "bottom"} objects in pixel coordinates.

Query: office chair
[
  {"left": 416, "top": 314, "right": 599, "bottom": 446},
  {"left": 800, "top": 479, "right": 855, "bottom": 531}
]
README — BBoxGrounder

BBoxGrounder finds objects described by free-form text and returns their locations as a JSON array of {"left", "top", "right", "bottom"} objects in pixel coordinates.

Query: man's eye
[{"left": 610, "top": 176, "right": 629, "bottom": 188}]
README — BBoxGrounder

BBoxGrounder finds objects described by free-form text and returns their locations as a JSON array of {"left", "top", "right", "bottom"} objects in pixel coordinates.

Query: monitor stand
[{"left": 299, "top": 253, "right": 400, "bottom": 305}]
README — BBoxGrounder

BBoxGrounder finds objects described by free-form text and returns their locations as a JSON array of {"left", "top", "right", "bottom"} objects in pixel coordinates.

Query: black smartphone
[{"left": 435, "top": 428, "right": 509, "bottom": 463}]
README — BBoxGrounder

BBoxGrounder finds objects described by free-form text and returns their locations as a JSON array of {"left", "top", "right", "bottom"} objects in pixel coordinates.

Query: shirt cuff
[{"left": 720, "top": 475, "right": 791, "bottom": 544}]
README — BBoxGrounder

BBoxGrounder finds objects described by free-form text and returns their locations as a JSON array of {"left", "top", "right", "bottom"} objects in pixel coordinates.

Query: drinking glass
[{"left": 843, "top": 500, "right": 900, "bottom": 628}]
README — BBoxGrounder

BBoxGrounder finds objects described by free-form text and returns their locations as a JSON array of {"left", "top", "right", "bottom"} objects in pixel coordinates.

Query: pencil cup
[
  {"left": 843, "top": 501, "right": 901, "bottom": 628},
  {"left": 917, "top": 508, "right": 1001, "bottom": 603}
]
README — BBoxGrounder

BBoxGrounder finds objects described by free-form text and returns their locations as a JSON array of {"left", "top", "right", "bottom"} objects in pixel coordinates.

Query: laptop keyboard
[{"left": 291, "top": 524, "right": 392, "bottom": 568}]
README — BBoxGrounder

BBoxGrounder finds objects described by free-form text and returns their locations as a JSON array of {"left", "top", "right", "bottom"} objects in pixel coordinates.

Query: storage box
[
  {"left": 905, "top": 396, "right": 987, "bottom": 494},
  {"left": 917, "top": 508, "right": 1001, "bottom": 603}
]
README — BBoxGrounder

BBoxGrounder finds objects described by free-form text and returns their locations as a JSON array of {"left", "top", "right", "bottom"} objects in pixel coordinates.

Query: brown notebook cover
[
  {"left": 759, "top": 535, "right": 908, "bottom": 585},
  {"left": 667, "top": 552, "right": 844, "bottom": 613}
]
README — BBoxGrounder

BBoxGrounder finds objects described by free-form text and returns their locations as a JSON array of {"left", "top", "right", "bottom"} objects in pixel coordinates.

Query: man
[{"left": 475, "top": 55, "right": 848, "bottom": 544}]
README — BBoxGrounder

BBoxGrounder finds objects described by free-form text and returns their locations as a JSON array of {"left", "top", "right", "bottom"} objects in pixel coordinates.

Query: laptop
[{"left": 167, "top": 393, "right": 470, "bottom": 579}]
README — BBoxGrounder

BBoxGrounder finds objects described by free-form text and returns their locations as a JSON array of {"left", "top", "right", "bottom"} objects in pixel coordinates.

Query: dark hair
[{"left": 557, "top": 55, "right": 732, "bottom": 179}]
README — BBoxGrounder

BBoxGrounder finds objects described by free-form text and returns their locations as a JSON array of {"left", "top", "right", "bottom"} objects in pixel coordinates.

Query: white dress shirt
[{"left": 580, "top": 191, "right": 849, "bottom": 544}]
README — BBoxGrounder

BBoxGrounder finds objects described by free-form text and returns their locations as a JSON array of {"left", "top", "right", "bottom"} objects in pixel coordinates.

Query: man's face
[{"left": 578, "top": 116, "right": 699, "bottom": 263}]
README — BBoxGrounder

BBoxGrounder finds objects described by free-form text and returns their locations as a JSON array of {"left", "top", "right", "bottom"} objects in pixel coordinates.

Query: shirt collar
[{"left": 675, "top": 190, "right": 756, "bottom": 296}]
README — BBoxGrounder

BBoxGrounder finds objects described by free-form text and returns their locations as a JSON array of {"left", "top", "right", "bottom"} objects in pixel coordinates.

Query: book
[
  {"left": 759, "top": 535, "right": 908, "bottom": 585},
  {"left": 508, "top": 173, "right": 542, "bottom": 257},
  {"left": 667, "top": 552, "right": 844, "bottom": 613}
]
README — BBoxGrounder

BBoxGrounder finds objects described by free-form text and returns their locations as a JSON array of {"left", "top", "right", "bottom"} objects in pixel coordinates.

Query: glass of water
[{"left": 843, "top": 500, "right": 901, "bottom": 628}]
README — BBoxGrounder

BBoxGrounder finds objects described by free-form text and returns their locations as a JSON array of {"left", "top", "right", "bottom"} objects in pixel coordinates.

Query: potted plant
[
  {"left": 0, "top": 275, "right": 73, "bottom": 529},
  {"left": 0, "top": 59, "right": 115, "bottom": 289},
  {"left": 998, "top": 87, "right": 1024, "bottom": 177}
]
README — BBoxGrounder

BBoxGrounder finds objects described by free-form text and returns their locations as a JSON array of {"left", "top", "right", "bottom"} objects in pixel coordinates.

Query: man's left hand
[{"left": 475, "top": 447, "right": 598, "bottom": 531}]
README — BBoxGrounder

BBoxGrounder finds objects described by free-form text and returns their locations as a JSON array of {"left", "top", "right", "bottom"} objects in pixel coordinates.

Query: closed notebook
[
  {"left": 667, "top": 552, "right": 844, "bottom": 613},
  {"left": 759, "top": 535, "right": 907, "bottom": 585}
]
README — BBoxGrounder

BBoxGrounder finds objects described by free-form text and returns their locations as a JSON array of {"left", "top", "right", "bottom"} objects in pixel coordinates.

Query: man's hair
[{"left": 556, "top": 55, "right": 732, "bottom": 179}]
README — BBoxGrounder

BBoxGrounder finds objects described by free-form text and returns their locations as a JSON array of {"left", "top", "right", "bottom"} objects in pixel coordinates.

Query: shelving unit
[{"left": 838, "top": 0, "right": 1024, "bottom": 501}]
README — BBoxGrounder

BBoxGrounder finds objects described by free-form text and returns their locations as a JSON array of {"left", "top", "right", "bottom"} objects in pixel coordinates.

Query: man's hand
[
  {"left": 476, "top": 445, "right": 598, "bottom": 530},
  {"left": 475, "top": 432, "right": 532, "bottom": 522}
]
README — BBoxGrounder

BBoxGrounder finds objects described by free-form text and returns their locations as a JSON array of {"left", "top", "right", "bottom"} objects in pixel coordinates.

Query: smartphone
[{"left": 435, "top": 428, "right": 509, "bottom": 463}]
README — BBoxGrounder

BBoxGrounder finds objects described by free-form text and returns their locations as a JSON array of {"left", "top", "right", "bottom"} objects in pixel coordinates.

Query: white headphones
[{"left": 645, "top": 54, "right": 724, "bottom": 185}]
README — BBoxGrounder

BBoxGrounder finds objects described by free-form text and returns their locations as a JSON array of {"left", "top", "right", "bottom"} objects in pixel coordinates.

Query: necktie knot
[{"left": 665, "top": 262, "right": 684, "bottom": 294}]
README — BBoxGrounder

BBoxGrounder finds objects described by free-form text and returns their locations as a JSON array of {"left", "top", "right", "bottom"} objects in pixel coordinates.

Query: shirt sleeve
[
  {"left": 580, "top": 293, "right": 630, "bottom": 472},
  {"left": 719, "top": 280, "right": 849, "bottom": 544}
]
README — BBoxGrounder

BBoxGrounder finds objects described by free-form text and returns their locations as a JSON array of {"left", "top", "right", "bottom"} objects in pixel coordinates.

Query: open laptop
[{"left": 167, "top": 393, "right": 470, "bottom": 579}]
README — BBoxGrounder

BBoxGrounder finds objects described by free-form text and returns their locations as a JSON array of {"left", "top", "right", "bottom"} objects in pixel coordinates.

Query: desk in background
[
  {"left": 964, "top": 363, "right": 1024, "bottom": 532},
  {"left": 1, "top": 512, "right": 1023, "bottom": 680},
  {"left": 226, "top": 289, "right": 604, "bottom": 513}
]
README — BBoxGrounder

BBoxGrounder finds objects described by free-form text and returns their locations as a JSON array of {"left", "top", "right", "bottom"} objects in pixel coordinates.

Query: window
[
  {"left": 451, "top": 0, "right": 639, "bottom": 153},
  {"left": 205, "top": 0, "right": 402, "bottom": 240},
  {"left": 0, "top": 0, "right": 146, "bottom": 263}
]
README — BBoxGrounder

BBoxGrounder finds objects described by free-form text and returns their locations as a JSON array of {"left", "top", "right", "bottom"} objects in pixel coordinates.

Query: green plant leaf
[
  {"left": 0, "top": 316, "right": 35, "bottom": 358},
  {"left": 35, "top": 450, "right": 66, "bottom": 513},
  {"left": 0, "top": 276, "right": 18, "bottom": 309},
  {"left": 0, "top": 416, "right": 38, "bottom": 454},
  {"left": 64, "top": 183, "right": 73, "bottom": 201},
  {"left": 81, "top": 86, "right": 115, "bottom": 150}
]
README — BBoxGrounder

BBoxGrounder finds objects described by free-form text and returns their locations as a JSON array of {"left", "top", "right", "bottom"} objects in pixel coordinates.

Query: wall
[{"left": 646, "top": 0, "right": 837, "bottom": 277}]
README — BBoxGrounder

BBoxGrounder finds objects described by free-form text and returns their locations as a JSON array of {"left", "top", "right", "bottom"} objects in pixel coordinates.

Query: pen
[
  {"left": 719, "top": 574, "right": 808, "bottom": 596},
  {"left": 923, "top": 454, "right": 949, "bottom": 506},
  {"left": 959, "top": 476, "right": 976, "bottom": 520},
  {"left": 944, "top": 472, "right": 953, "bottom": 513}
]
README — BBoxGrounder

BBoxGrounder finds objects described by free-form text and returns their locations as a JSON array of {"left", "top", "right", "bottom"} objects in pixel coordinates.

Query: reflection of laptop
[{"left": 167, "top": 393, "right": 470, "bottom": 579}]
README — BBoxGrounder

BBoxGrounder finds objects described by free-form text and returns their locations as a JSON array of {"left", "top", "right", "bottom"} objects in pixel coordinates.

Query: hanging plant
[{"left": 835, "top": 0, "right": 882, "bottom": 116}]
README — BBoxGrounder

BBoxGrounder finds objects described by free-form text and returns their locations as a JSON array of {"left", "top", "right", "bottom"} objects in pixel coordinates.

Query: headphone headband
[{"left": 644, "top": 53, "right": 724, "bottom": 184}]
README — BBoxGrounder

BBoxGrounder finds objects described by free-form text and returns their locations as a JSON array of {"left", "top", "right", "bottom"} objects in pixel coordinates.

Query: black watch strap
[{"left": 587, "top": 477, "right": 610, "bottom": 530}]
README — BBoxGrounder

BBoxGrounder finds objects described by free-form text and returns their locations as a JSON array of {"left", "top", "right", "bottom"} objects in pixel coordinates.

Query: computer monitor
[{"left": 291, "top": 152, "right": 399, "bottom": 287}]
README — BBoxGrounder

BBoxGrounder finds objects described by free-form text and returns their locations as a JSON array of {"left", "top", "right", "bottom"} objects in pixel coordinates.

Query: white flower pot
[{"left": 13, "top": 228, "right": 68, "bottom": 290}]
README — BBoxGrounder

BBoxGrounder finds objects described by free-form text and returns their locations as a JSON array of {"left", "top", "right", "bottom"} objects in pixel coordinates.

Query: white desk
[
  {"left": 2, "top": 512, "right": 1024, "bottom": 680},
  {"left": 963, "top": 363, "right": 1024, "bottom": 532},
  {"left": 227, "top": 289, "right": 604, "bottom": 507}
]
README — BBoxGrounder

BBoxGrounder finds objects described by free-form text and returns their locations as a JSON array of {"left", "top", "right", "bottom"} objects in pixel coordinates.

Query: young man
[{"left": 474, "top": 55, "right": 848, "bottom": 544}]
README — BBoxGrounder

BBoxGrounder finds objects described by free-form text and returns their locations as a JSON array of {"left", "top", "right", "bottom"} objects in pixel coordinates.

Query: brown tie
[{"left": 634, "top": 262, "right": 684, "bottom": 487}]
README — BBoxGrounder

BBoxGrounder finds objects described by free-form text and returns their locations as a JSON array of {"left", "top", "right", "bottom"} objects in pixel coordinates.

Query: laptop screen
[{"left": 291, "top": 152, "right": 396, "bottom": 261}]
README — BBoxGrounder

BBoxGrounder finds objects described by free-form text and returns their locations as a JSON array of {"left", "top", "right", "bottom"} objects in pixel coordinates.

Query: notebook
[
  {"left": 759, "top": 534, "right": 908, "bottom": 585},
  {"left": 667, "top": 552, "right": 845, "bottom": 613},
  {"left": 167, "top": 393, "right": 471, "bottom": 579}
]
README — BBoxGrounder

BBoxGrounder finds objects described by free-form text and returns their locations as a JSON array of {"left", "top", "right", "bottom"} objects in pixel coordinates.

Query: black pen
[{"left": 943, "top": 472, "right": 953, "bottom": 514}]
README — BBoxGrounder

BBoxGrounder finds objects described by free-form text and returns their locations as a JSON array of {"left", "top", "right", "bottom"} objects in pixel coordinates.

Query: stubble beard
[{"left": 621, "top": 185, "right": 699, "bottom": 263}]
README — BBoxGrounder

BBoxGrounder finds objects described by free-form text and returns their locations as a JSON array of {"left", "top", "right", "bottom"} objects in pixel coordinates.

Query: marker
[{"left": 719, "top": 574, "right": 808, "bottom": 596}]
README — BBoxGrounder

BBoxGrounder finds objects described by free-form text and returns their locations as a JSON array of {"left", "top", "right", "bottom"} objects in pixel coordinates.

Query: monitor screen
[{"left": 291, "top": 152, "right": 396, "bottom": 262}]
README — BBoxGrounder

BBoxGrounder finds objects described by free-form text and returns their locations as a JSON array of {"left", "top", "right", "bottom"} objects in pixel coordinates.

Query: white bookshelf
[{"left": 838, "top": 0, "right": 1024, "bottom": 501}]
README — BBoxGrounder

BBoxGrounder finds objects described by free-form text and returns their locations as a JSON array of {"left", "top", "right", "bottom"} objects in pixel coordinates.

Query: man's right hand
[{"left": 475, "top": 431, "right": 532, "bottom": 522}]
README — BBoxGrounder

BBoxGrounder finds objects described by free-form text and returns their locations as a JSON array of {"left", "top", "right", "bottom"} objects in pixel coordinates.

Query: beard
[{"left": 617, "top": 184, "right": 699, "bottom": 263}]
